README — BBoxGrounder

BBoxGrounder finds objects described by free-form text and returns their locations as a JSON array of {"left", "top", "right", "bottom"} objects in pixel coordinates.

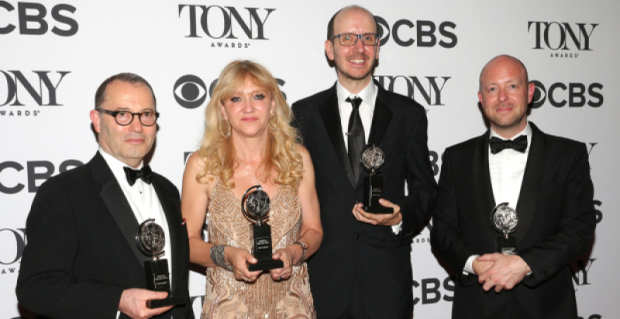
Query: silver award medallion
[
  {"left": 491, "top": 203, "right": 519, "bottom": 255},
  {"left": 243, "top": 187, "right": 271, "bottom": 222},
  {"left": 136, "top": 219, "right": 165, "bottom": 258},
  {"left": 361, "top": 144, "right": 385, "bottom": 172}
]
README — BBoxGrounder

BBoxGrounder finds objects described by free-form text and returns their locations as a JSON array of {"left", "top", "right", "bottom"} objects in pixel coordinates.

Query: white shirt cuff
[
  {"left": 463, "top": 254, "right": 479, "bottom": 275},
  {"left": 391, "top": 221, "right": 402, "bottom": 235}
]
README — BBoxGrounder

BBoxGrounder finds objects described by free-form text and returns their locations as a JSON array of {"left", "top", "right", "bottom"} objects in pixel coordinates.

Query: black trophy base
[
  {"left": 248, "top": 258, "right": 284, "bottom": 271},
  {"left": 363, "top": 174, "right": 393, "bottom": 214},
  {"left": 249, "top": 223, "right": 283, "bottom": 271},
  {"left": 497, "top": 236, "right": 517, "bottom": 255},
  {"left": 147, "top": 295, "right": 186, "bottom": 309},
  {"left": 144, "top": 259, "right": 184, "bottom": 308}
]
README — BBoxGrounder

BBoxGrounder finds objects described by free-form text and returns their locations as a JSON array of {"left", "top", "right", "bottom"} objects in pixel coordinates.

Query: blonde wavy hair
[{"left": 196, "top": 60, "right": 303, "bottom": 189}]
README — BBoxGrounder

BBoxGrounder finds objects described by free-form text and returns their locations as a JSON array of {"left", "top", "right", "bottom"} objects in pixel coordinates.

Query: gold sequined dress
[{"left": 201, "top": 179, "right": 316, "bottom": 319}]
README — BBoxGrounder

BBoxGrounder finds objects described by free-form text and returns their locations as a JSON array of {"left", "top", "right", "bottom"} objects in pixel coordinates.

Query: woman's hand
[
  {"left": 225, "top": 246, "right": 262, "bottom": 282},
  {"left": 269, "top": 247, "right": 295, "bottom": 281}
]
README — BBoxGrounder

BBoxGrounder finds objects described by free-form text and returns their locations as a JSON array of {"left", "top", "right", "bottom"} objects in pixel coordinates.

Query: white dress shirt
[
  {"left": 463, "top": 123, "right": 532, "bottom": 274},
  {"left": 99, "top": 150, "right": 173, "bottom": 318},
  {"left": 336, "top": 81, "right": 402, "bottom": 234}
]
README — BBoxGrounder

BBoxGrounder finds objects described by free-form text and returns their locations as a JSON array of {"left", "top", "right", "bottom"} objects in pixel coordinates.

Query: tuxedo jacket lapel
[
  {"left": 367, "top": 85, "right": 392, "bottom": 146},
  {"left": 90, "top": 153, "right": 146, "bottom": 267},
  {"left": 514, "top": 123, "right": 546, "bottom": 243},
  {"left": 152, "top": 178, "right": 182, "bottom": 293},
  {"left": 473, "top": 132, "right": 498, "bottom": 243},
  {"left": 319, "top": 86, "right": 356, "bottom": 187}
]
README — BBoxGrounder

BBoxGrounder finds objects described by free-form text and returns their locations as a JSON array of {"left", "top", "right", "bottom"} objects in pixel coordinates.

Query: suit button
[{"left": 354, "top": 234, "right": 359, "bottom": 240}]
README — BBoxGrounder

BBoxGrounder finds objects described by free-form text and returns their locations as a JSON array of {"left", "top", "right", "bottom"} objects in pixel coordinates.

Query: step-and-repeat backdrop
[{"left": 2, "top": 1, "right": 618, "bottom": 318}]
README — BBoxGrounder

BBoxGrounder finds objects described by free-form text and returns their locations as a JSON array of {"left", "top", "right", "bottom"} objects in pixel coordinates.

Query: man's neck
[
  {"left": 338, "top": 75, "right": 372, "bottom": 95},
  {"left": 491, "top": 121, "right": 528, "bottom": 140}
]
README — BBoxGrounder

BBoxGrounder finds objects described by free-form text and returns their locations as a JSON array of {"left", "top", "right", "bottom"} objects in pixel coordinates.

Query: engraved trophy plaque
[
  {"left": 241, "top": 185, "right": 283, "bottom": 271},
  {"left": 136, "top": 219, "right": 186, "bottom": 308},
  {"left": 491, "top": 203, "right": 519, "bottom": 255},
  {"left": 360, "top": 144, "right": 392, "bottom": 214}
]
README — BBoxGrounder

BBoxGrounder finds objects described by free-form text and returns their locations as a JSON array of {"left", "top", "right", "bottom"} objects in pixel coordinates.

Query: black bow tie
[
  {"left": 123, "top": 165, "right": 153, "bottom": 186},
  {"left": 490, "top": 135, "right": 528, "bottom": 154}
]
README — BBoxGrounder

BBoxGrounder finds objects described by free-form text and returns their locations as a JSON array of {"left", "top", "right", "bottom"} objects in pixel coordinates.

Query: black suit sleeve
[
  {"left": 430, "top": 148, "right": 476, "bottom": 282},
  {"left": 16, "top": 180, "right": 123, "bottom": 319},
  {"left": 398, "top": 107, "right": 437, "bottom": 237},
  {"left": 519, "top": 143, "right": 596, "bottom": 288}
]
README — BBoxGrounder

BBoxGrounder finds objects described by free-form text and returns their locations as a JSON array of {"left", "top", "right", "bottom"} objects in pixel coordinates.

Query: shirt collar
[
  {"left": 98, "top": 148, "right": 143, "bottom": 187},
  {"left": 336, "top": 80, "right": 377, "bottom": 109}
]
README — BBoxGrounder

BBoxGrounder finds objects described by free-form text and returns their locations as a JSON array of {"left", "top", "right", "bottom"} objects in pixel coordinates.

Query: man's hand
[
  {"left": 472, "top": 259, "right": 493, "bottom": 276},
  {"left": 351, "top": 200, "right": 402, "bottom": 226},
  {"left": 476, "top": 253, "right": 531, "bottom": 293},
  {"left": 118, "top": 288, "right": 173, "bottom": 319}
]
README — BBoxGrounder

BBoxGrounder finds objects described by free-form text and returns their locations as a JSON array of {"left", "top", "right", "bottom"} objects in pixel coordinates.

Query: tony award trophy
[
  {"left": 135, "top": 219, "right": 186, "bottom": 308},
  {"left": 491, "top": 203, "right": 519, "bottom": 255},
  {"left": 241, "top": 185, "right": 283, "bottom": 271},
  {"left": 360, "top": 144, "right": 392, "bottom": 214}
]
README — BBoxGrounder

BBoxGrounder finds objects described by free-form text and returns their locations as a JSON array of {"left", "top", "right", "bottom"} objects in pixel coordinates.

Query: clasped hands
[
  {"left": 351, "top": 199, "right": 402, "bottom": 226},
  {"left": 225, "top": 245, "right": 301, "bottom": 283},
  {"left": 473, "top": 253, "right": 531, "bottom": 293}
]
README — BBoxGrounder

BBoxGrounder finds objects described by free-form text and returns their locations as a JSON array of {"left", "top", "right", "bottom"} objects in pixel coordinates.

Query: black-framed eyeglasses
[
  {"left": 331, "top": 33, "right": 379, "bottom": 46},
  {"left": 99, "top": 109, "right": 159, "bottom": 126}
]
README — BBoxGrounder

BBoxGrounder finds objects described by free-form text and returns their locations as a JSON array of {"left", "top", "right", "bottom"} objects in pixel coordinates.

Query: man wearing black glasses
[
  {"left": 17, "top": 73, "right": 193, "bottom": 319},
  {"left": 292, "top": 5, "right": 436, "bottom": 319}
]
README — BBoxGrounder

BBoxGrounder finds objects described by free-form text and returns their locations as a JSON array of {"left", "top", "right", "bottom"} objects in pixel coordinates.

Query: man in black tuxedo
[
  {"left": 291, "top": 5, "right": 436, "bottom": 319},
  {"left": 430, "top": 55, "right": 596, "bottom": 318},
  {"left": 16, "top": 73, "right": 193, "bottom": 319}
]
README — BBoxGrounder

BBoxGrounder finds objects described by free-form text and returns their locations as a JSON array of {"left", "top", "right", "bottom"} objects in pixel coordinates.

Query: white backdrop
[{"left": 1, "top": 1, "right": 618, "bottom": 318}]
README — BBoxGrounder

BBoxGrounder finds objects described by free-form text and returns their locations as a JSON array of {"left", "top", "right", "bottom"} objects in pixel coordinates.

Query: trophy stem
[{"left": 504, "top": 232, "right": 509, "bottom": 239}]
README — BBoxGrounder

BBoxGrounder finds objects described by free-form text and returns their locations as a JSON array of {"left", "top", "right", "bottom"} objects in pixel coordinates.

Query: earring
[
  {"left": 220, "top": 119, "right": 231, "bottom": 138},
  {"left": 268, "top": 113, "right": 279, "bottom": 131}
]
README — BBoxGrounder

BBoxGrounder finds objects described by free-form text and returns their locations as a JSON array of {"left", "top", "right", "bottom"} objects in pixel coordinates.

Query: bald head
[
  {"left": 327, "top": 5, "right": 378, "bottom": 40},
  {"left": 479, "top": 55, "right": 529, "bottom": 92}
]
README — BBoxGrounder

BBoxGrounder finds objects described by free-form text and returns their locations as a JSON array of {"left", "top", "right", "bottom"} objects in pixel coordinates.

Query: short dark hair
[
  {"left": 327, "top": 5, "right": 379, "bottom": 40},
  {"left": 94, "top": 73, "right": 156, "bottom": 110}
]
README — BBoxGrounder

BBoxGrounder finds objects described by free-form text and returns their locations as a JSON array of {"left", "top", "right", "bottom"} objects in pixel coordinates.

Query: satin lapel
[
  {"left": 472, "top": 132, "right": 498, "bottom": 242},
  {"left": 90, "top": 153, "right": 145, "bottom": 267},
  {"left": 319, "top": 89, "right": 355, "bottom": 187},
  {"left": 367, "top": 89, "right": 392, "bottom": 147},
  {"left": 514, "top": 123, "right": 546, "bottom": 243},
  {"left": 152, "top": 177, "right": 182, "bottom": 293}
]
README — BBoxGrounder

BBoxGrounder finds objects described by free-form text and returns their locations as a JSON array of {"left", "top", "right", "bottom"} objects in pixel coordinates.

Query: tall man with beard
[
  {"left": 431, "top": 55, "right": 596, "bottom": 318},
  {"left": 292, "top": 5, "right": 436, "bottom": 319},
  {"left": 16, "top": 73, "right": 193, "bottom": 319}
]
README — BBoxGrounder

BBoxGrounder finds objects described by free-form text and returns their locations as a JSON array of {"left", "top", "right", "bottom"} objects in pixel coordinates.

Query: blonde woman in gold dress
[{"left": 181, "top": 60, "right": 322, "bottom": 319}]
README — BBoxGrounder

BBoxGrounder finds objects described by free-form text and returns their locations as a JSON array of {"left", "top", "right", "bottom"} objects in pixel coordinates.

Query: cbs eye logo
[
  {"left": 173, "top": 74, "right": 287, "bottom": 109},
  {"left": 173, "top": 75, "right": 211, "bottom": 109}
]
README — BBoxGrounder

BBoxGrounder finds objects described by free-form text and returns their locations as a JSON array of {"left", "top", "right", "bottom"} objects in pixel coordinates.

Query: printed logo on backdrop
[
  {"left": 178, "top": 5, "right": 275, "bottom": 49},
  {"left": 0, "top": 70, "right": 70, "bottom": 117},
  {"left": 572, "top": 258, "right": 595, "bottom": 286},
  {"left": 530, "top": 80, "right": 603, "bottom": 108},
  {"left": 374, "top": 16, "right": 457, "bottom": 48},
  {"left": 0, "top": 159, "right": 82, "bottom": 194},
  {"left": 578, "top": 315, "right": 602, "bottom": 319},
  {"left": 173, "top": 74, "right": 287, "bottom": 109},
  {"left": 528, "top": 22, "right": 597, "bottom": 59},
  {"left": 0, "top": 228, "right": 26, "bottom": 275},
  {"left": 374, "top": 75, "right": 450, "bottom": 111},
  {"left": 412, "top": 276, "right": 454, "bottom": 305},
  {"left": 0, "top": 1, "right": 78, "bottom": 36}
]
